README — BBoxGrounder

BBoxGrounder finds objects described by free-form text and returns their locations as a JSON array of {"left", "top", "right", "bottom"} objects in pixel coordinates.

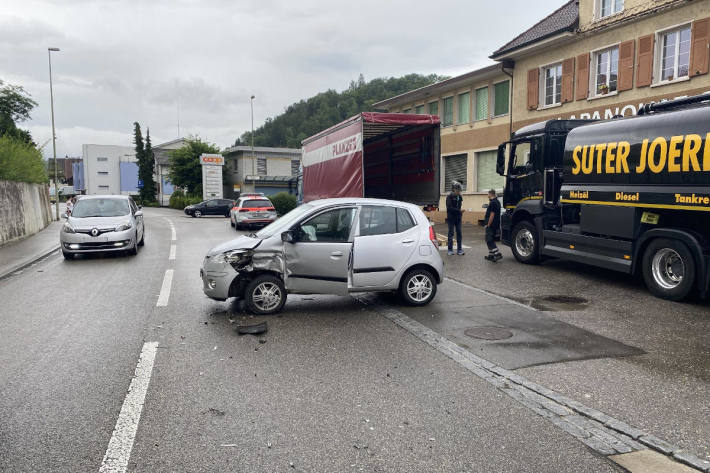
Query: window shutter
[
  {"left": 690, "top": 17, "right": 710, "bottom": 77},
  {"left": 575, "top": 53, "right": 590, "bottom": 100},
  {"left": 527, "top": 69, "right": 539, "bottom": 110},
  {"left": 636, "top": 34, "right": 655, "bottom": 87},
  {"left": 444, "top": 154, "right": 467, "bottom": 191},
  {"left": 561, "top": 58, "right": 575, "bottom": 103},
  {"left": 618, "top": 40, "right": 635, "bottom": 91}
]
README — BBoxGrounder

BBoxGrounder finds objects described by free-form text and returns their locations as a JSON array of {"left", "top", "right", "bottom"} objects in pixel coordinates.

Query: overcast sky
[{"left": 2, "top": 0, "right": 564, "bottom": 158}]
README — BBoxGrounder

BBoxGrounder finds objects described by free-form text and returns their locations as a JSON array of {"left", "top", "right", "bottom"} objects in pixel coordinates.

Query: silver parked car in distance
[
  {"left": 60, "top": 195, "right": 145, "bottom": 259},
  {"left": 201, "top": 198, "right": 444, "bottom": 314}
]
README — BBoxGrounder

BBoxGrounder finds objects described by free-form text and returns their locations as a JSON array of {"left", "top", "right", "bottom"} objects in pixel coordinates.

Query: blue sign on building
[{"left": 119, "top": 162, "right": 140, "bottom": 192}]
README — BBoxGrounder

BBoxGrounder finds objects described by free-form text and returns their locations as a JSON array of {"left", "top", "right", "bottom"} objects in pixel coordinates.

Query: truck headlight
[
  {"left": 62, "top": 222, "right": 75, "bottom": 233},
  {"left": 115, "top": 222, "right": 133, "bottom": 232}
]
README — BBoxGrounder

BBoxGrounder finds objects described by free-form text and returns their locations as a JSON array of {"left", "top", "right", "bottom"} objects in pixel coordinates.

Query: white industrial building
[{"left": 81, "top": 144, "right": 138, "bottom": 196}]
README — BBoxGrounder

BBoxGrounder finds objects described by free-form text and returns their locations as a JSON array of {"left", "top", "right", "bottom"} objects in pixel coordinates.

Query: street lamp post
[
  {"left": 250, "top": 95, "right": 255, "bottom": 192},
  {"left": 48, "top": 47, "right": 60, "bottom": 220}
]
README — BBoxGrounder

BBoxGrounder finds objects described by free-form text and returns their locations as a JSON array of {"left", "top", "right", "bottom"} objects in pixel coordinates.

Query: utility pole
[
  {"left": 250, "top": 95, "right": 255, "bottom": 192},
  {"left": 48, "top": 47, "right": 60, "bottom": 220}
]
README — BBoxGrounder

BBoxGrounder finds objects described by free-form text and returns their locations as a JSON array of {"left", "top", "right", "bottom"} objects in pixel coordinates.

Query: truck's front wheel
[
  {"left": 511, "top": 221, "right": 539, "bottom": 264},
  {"left": 642, "top": 238, "right": 695, "bottom": 301}
]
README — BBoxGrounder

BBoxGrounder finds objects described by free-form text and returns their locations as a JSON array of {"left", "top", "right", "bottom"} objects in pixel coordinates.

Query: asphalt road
[
  {"left": 440, "top": 223, "right": 710, "bottom": 462},
  {"left": 0, "top": 208, "right": 704, "bottom": 471}
]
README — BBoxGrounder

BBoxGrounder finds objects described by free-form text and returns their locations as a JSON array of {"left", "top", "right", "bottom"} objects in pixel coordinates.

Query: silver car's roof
[
  {"left": 77, "top": 194, "right": 130, "bottom": 201},
  {"left": 305, "top": 197, "right": 421, "bottom": 210}
]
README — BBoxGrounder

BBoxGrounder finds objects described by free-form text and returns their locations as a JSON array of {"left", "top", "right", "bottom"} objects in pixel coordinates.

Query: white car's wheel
[{"left": 399, "top": 268, "right": 437, "bottom": 306}]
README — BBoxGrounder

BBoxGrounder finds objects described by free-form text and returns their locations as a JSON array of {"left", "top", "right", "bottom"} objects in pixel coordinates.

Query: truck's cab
[{"left": 496, "top": 120, "right": 591, "bottom": 248}]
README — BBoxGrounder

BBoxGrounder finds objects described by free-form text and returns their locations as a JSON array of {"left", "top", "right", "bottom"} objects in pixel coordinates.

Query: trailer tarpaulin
[
  {"left": 301, "top": 113, "right": 440, "bottom": 203},
  {"left": 302, "top": 119, "right": 364, "bottom": 202}
]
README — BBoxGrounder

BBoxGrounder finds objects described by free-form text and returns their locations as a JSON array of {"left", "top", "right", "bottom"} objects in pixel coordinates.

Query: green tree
[
  {"left": 139, "top": 129, "right": 157, "bottom": 202},
  {"left": 167, "top": 137, "right": 220, "bottom": 195},
  {"left": 0, "top": 135, "right": 47, "bottom": 184},
  {"left": 0, "top": 80, "right": 38, "bottom": 145},
  {"left": 235, "top": 73, "right": 445, "bottom": 148},
  {"left": 133, "top": 121, "right": 144, "bottom": 167}
]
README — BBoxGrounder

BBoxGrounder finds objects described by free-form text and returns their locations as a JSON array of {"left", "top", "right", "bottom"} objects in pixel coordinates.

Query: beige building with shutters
[
  {"left": 491, "top": 0, "right": 710, "bottom": 130},
  {"left": 373, "top": 65, "right": 514, "bottom": 223}
]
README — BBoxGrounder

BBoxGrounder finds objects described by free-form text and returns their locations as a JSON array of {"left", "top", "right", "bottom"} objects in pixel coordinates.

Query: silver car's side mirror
[
  {"left": 60, "top": 212, "right": 68, "bottom": 219},
  {"left": 281, "top": 230, "right": 295, "bottom": 243},
  {"left": 134, "top": 210, "right": 143, "bottom": 217}
]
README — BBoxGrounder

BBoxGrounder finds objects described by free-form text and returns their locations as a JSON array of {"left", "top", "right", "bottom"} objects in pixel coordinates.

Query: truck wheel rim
[
  {"left": 515, "top": 229, "right": 534, "bottom": 257},
  {"left": 407, "top": 274, "right": 432, "bottom": 302},
  {"left": 651, "top": 248, "right": 684, "bottom": 289},
  {"left": 252, "top": 282, "right": 282, "bottom": 311}
]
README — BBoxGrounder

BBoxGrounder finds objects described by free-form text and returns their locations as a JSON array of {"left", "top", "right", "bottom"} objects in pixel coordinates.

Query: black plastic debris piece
[
  {"left": 204, "top": 408, "right": 225, "bottom": 417},
  {"left": 236, "top": 321, "right": 268, "bottom": 335}
]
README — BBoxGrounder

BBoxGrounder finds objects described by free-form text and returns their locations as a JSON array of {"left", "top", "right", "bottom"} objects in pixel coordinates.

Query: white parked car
[{"left": 230, "top": 194, "right": 278, "bottom": 230}]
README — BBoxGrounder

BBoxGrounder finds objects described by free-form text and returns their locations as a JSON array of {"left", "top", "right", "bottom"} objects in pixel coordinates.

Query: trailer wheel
[
  {"left": 511, "top": 221, "right": 539, "bottom": 264},
  {"left": 642, "top": 238, "right": 695, "bottom": 301}
]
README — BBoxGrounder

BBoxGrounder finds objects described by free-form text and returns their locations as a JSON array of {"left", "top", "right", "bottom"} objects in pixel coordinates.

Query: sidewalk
[{"left": 0, "top": 220, "right": 62, "bottom": 279}]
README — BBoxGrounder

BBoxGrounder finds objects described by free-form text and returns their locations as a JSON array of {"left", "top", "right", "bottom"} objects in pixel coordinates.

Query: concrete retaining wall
[{"left": 0, "top": 180, "right": 52, "bottom": 246}]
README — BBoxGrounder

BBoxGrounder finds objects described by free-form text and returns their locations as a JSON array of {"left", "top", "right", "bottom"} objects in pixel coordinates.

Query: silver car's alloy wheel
[
  {"left": 251, "top": 282, "right": 283, "bottom": 312},
  {"left": 406, "top": 274, "right": 433, "bottom": 302},
  {"left": 515, "top": 228, "right": 535, "bottom": 258},
  {"left": 651, "top": 248, "right": 684, "bottom": 289}
]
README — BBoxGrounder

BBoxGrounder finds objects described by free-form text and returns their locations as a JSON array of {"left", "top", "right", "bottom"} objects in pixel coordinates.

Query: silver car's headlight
[
  {"left": 115, "top": 222, "right": 132, "bottom": 232},
  {"left": 62, "top": 222, "right": 75, "bottom": 233},
  {"left": 212, "top": 249, "right": 252, "bottom": 266}
]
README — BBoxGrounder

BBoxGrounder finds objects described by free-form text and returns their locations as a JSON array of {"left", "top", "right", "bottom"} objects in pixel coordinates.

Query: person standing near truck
[
  {"left": 484, "top": 189, "right": 502, "bottom": 262},
  {"left": 446, "top": 182, "right": 464, "bottom": 256}
]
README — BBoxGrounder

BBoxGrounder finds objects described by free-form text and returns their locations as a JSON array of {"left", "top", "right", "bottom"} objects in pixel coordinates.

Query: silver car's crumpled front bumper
[
  {"left": 200, "top": 255, "right": 239, "bottom": 301},
  {"left": 60, "top": 228, "right": 135, "bottom": 253}
]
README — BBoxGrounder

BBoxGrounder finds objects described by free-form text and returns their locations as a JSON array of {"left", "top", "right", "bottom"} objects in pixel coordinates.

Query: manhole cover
[
  {"left": 541, "top": 295, "right": 588, "bottom": 304},
  {"left": 464, "top": 326, "right": 514, "bottom": 340}
]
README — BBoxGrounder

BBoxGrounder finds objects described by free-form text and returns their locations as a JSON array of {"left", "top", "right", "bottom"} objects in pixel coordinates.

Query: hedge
[{"left": 0, "top": 135, "right": 47, "bottom": 184}]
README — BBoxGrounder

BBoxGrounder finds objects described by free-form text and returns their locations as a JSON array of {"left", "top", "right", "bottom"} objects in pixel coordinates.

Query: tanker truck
[{"left": 496, "top": 93, "right": 710, "bottom": 301}]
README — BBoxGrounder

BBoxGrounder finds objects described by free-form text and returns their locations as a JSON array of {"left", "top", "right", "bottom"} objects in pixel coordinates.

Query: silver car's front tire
[{"left": 244, "top": 275, "right": 287, "bottom": 315}]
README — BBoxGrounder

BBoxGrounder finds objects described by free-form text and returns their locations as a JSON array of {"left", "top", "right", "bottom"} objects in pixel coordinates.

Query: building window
[
  {"left": 415, "top": 104, "right": 425, "bottom": 114},
  {"left": 658, "top": 25, "right": 691, "bottom": 82},
  {"left": 97, "top": 157, "right": 108, "bottom": 162},
  {"left": 444, "top": 154, "right": 467, "bottom": 191},
  {"left": 493, "top": 80, "right": 510, "bottom": 116},
  {"left": 98, "top": 185, "right": 109, "bottom": 189},
  {"left": 457, "top": 92, "right": 470, "bottom": 124},
  {"left": 442, "top": 97, "right": 454, "bottom": 126},
  {"left": 476, "top": 150, "right": 503, "bottom": 191},
  {"left": 593, "top": 46, "right": 619, "bottom": 95},
  {"left": 474, "top": 87, "right": 488, "bottom": 121},
  {"left": 98, "top": 171, "right": 109, "bottom": 175},
  {"left": 403, "top": 108, "right": 412, "bottom": 114},
  {"left": 257, "top": 157, "right": 267, "bottom": 175},
  {"left": 541, "top": 64, "right": 562, "bottom": 106},
  {"left": 291, "top": 160, "right": 300, "bottom": 176},
  {"left": 428, "top": 101, "right": 438, "bottom": 116},
  {"left": 597, "top": 0, "right": 623, "bottom": 19}
]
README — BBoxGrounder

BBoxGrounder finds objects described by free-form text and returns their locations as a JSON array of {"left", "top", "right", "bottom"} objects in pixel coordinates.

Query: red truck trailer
[{"left": 301, "top": 112, "right": 441, "bottom": 206}]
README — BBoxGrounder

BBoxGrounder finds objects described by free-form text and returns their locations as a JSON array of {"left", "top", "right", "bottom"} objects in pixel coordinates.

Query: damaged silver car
[{"left": 200, "top": 198, "right": 444, "bottom": 314}]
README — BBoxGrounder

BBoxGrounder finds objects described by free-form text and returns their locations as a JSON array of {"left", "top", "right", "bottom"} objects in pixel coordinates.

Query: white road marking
[
  {"left": 99, "top": 341, "right": 159, "bottom": 473},
  {"left": 170, "top": 226, "right": 176, "bottom": 241},
  {"left": 169, "top": 245, "right": 176, "bottom": 260},
  {"left": 156, "top": 269, "right": 173, "bottom": 307}
]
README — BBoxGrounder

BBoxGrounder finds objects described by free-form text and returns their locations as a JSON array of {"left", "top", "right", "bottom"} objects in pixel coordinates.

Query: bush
[
  {"left": 269, "top": 192, "right": 297, "bottom": 216},
  {"left": 169, "top": 189, "right": 203, "bottom": 209},
  {"left": 0, "top": 135, "right": 47, "bottom": 184}
]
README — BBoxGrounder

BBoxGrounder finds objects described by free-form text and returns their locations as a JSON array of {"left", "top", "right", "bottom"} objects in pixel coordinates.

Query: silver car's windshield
[
  {"left": 255, "top": 203, "right": 315, "bottom": 238},
  {"left": 72, "top": 199, "right": 130, "bottom": 218}
]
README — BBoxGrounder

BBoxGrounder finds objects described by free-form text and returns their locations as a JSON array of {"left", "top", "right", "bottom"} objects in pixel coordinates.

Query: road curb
[
  {"left": 356, "top": 295, "right": 710, "bottom": 472},
  {"left": 0, "top": 244, "right": 61, "bottom": 281}
]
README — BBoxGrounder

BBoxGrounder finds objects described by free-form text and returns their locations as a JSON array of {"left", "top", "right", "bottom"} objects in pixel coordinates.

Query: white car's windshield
[
  {"left": 72, "top": 199, "right": 130, "bottom": 218},
  {"left": 255, "top": 204, "right": 315, "bottom": 238}
]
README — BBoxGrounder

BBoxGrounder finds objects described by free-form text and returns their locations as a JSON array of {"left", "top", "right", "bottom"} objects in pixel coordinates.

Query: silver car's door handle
[
  {"left": 401, "top": 239, "right": 414, "bottom": 244},
  {"left": 331, "top": 251, "right": 343, "bottom": 257}
]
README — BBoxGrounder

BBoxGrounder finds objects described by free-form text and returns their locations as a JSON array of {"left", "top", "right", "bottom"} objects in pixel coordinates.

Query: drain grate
[
  {"left": 464, "top": 326, "right": 514, "bottom": 340},
  {"left": 541, "top": 295, "right": 588, "bottom": 304}
]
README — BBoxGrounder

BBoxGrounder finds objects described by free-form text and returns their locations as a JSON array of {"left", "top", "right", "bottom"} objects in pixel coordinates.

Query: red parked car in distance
[{"left": 230, "top": 194, "right": 278, "bottom": 230}]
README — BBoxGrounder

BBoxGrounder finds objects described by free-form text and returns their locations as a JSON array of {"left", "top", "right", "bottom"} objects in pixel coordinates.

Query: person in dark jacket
[
  {"left": 484, "top": 189, "right": 502, "bottom": 262},
  {"left": 446, "top": 181, "right": 464, "bottom": 256}
]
